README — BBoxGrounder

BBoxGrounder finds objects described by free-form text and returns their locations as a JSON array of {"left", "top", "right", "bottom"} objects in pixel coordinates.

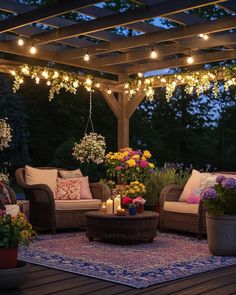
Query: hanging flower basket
[{"left": 72, "top": 132, "right": 106, "bottom": 165}]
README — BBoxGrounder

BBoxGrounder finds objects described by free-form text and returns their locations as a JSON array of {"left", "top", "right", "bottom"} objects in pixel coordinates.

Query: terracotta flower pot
[
  {"left": 136, "top": 204, "right": 144, "bottom": 213},
  {"left": 0, "top": 248, "right": 18, "bottom": 269},
  {"left": 206, "top": 214, "right": 236, "bottom": 256}
]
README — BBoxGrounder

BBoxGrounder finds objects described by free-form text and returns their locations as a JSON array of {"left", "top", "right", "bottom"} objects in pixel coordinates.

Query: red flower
[{"left": 122, "top": 196, "right": 133, "bottom": 205}]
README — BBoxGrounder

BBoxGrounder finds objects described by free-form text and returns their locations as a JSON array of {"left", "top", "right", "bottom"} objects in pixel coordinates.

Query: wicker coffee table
[{"left": 85, "top": 211, "right": 159, "bottom": 243}]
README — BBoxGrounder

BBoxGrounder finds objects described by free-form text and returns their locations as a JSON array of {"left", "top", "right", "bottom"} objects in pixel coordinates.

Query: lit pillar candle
[
  {"left": 114, "top": 195, "right": 121, "bottom": 213},
  {"left": 106, "top": 198, "right": 113, "bottom": 214},
  {"left": 100, "top": 202, "right": 107, "bottom": 213}
]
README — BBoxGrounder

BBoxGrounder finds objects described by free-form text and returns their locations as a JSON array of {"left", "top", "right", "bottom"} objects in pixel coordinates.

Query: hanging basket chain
[{"left": 84, "top": 91, "right": 94, "bottom": 134}]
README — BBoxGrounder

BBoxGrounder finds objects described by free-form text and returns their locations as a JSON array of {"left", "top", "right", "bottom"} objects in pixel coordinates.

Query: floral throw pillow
[
  {"left": 0, "top": 181, "right": 12, "bottom": 210},
  {"left": 55, "top": 178, "right": 81, "bottom": 200}
]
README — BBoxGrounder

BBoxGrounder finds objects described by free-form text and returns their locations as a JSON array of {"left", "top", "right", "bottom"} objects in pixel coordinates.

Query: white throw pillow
[
  {"left": 25, "top": 165, "right": 57, "bottom": 197},
  {"left": 5, "top": 205, "right": 20, "bottom": 218}
]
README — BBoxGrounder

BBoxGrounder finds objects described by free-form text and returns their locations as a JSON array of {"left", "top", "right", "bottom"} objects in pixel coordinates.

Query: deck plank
[{"left": 2, "top": 264, "right": 236, "bottom": 295}]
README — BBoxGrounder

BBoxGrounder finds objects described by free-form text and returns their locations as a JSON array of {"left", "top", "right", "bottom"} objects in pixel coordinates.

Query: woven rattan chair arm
[
  {"left": 159, "top": 184, "right": 184, "bottom": 212},
  {"left": 89, "top": 183, "right": 111, "bottom": 202}
]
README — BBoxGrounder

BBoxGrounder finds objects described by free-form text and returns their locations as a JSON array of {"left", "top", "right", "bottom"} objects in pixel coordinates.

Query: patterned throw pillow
[
  {"left": 59, "top": 169, "right": 83, "bottom": 179},
  {"left": 0, "top": 181, "right": 12, "bottom": 210},
  {"left": 55, "top": 177, "right": 81, "bottom": 200}
]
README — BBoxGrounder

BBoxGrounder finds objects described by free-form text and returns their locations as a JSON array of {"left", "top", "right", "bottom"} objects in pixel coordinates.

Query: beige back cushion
[
  {"left": 59, "top": 169, "right": 83, "bottom": 179},
  {"left": 25, "top": 165, "right": 57, "bottom": 196},
  {"left": 179, "top": 169, "right": 202, "bottom": 202}
]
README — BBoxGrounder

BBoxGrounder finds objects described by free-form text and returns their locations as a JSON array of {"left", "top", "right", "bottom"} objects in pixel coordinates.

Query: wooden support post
[
  {"left": 117, "top": 91, "right": 129, "bottom": 149},
  {"left": 101, "top": 76, "right": 146, "bottom": 149}
]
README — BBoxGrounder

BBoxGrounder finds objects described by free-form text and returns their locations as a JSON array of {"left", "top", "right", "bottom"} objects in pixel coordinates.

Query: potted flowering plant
[
  {"left": 201, "top": 175, "right": 236, "bottom": 256},
  {"left": 133, "top": 197, "right": 146, "bottom": 213},
  {"left": 105, "top": 147, "right": 155, "bottom": 185},
  {"left": 0, "top": 211, "right": 36, "bottom": 269}
]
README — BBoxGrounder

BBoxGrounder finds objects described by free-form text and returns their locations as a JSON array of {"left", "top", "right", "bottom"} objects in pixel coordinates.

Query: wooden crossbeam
[
  {"left": 60, "top": 14, "right": 236, "bottom": 60},
  {"left": 31, "top": 0, "right": 225, "bottom": 45},
  {"left": 0, "top": 40, "right": 121, "bottom": 76},
  {"left": 125, "top": 49, "right": 236, "bottom": 74},
  {"left": 0, "top": 0, "right": 122, "bottom": 44},
  {"left": 94, "top": 32, "right": 236, "bottom": 66},
  {"left": 0, "top": 0, "right": 104, "bottom": 34}
]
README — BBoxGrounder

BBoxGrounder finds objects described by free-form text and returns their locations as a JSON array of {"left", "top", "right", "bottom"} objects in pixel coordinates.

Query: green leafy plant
[
  {"left": 0, "top": 212, "right": 36, "bottom": 248},
  {"left": 144, "top": 167, "right": 190, "bottom": 205}
]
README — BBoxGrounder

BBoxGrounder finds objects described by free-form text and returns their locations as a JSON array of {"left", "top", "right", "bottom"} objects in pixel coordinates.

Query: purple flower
[
  {"left": 115, "top": 166, "right": 122, "bottom": 171},
  {"left": 201, "top": 188, "right": 217, "bottom": 200},
  {"left": 150, "top": 169, "right": 155, "bottom": 174},
  {"left": 216, "top": 175, "right": 226, "bottom": 184},
  {"left": 221, "top": 178, "right": 236, "bottom": 190}
]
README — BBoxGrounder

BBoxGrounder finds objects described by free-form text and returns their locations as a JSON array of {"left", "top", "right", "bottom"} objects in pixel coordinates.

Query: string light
[
  {"left": 107, "top": 88, "right": 112, "bottom": 94},
  {"left": 29, "top": 45, "right": 37, "bottom": 55},
  {"left": 35, "top": 77, "right": 40, "bottom": 84},
  {"left": 53, "top": 71, "right": 59, "bottom": 79},
  {"left": 42, "top": 70, "right": 48, "bottom": 78},
  {"left": 73, "top": 80, "right": 79, "bottom": 88},
  {"left": 95, "top": 83, "right": 100, "bottom": 88},
  {"left": 150, "top": 47, "right": 158, "bottom": 59},
  {"left": 84, "top": 53, "right": 90, "bottom": 62},
  {"left": 17, "top": 38, "right": 24, "bottom": 46},
  {"left": 187, "top": 55, "right": 194, "bottom": 65},
  {"left": 10, "top": 70, "right": 16, "bottom": 76},
  {"left": 46, "top": 81, "right": 51, "bottom": 86},
  {"left": 199, "top": 33, "right": 209, "bottom": 40},
  {"left": 138, "top": 72, "right": 143, "bottom": 78}
]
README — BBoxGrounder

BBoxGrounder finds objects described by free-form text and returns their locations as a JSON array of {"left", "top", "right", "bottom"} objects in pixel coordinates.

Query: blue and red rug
[{"left": 19, "top": 232, "right": 236, "bottom": 288}]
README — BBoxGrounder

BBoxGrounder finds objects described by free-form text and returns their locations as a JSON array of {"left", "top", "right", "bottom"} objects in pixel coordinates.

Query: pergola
[{"left": 0, "top": 0, "right": 235, "bottom": 148}]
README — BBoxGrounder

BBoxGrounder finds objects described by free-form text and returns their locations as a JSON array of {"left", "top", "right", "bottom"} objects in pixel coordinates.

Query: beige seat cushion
[
  {"left": 164, "top": 201, "right": 199, "bottom": 215},
  {"left": 25, "top": 165, "right": 57, "bottom": 197},
  {"left": 55, "top": 199, "right": 101, "bottom": 211}
]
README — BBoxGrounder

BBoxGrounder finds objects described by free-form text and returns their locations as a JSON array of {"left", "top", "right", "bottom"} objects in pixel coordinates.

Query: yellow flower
[
  {"left": 132, "top": 154, "right": 140, "bottom": 159},
  {"left": 148, "top": 163, "right": 154, "bottom": 168},
  {"left": 130, "top": 189, "right": 136, "bottom": 194},
  {"left": 21, "top": 230, "right": 29, "bottom": 239},
  {"left": 126, "top": 159, "right": 136, "bottom": 167},
  {"left": 143, "top": 150, "right": 151, "bottom": 158},
  {"left": 141, "top": 156, "right": 146, "bottom": 161}
]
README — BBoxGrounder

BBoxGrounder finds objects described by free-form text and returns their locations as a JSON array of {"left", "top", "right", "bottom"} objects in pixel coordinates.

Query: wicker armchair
[
  {"left": 15, "top": 167, "right": 111, "bottom": 234},
  {"left": 159, "top": 185, "right": 206, "bottom": 239}
]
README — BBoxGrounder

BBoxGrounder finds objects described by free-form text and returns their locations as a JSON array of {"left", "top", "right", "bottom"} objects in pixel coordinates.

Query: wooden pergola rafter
[{"left": 0, "top": 0, "right": 235, "bottom": 148}]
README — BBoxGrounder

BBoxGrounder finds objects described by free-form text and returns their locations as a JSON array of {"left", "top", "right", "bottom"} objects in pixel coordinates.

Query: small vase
[
  {"left": 136, "top": 204, "right": 144, "bottom": 213},
  {"left": 129, "top": 207, "right": 137, "bottom": 215},
  {"left": 0, "top": 248, "right": 18, "bottom": 269}
]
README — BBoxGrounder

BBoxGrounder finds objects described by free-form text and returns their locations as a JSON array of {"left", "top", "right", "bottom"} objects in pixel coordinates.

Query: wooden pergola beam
[
  {"left": 61, "top": 14, "right": 236, "bottom": 60},
  {"left": 100, "top": 91, "right": 122, "bottom": 118},
  {"left": 31, "top": 0, "right": 225, "bottom": 45},
  {"left": 126, "top": 49, "right": 236, "bottom": 74},
  {"left": 0, "top": 0, "right": 103, "bottom": 34},
  {"left": 92, "top": 32, "right": 236, "bottom": 66}
]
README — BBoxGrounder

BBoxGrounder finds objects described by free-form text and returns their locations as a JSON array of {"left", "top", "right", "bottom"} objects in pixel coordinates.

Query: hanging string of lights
[
  {"left": 10, "top": 64, "right": 112, "bottom": 101},
  {"left": 124, "top": 65, "right": 236, "bottom": 101}
]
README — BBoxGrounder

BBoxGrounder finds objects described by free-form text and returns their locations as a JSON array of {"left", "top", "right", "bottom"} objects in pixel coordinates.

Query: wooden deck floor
[{"left": 3, "top": 263, "right": 236, "bottom": 295}]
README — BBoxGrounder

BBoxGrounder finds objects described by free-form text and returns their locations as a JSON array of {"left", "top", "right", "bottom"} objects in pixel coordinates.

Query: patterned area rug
[{"left": 19, "top": 232, "right": 236, "bottom": 288}]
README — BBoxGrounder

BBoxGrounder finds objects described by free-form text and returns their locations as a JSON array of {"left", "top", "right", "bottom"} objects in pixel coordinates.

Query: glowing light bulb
[
  {"left": 86, "top": 78, "right": 92, "bottom": 85},
  {"left": 46, "top": 81, "right": 51, "bottom": 86},
  {"left": 124, "top": 83, "right": 129, "bottom": 89},
  {"left": 95, "top": 83, "right": 100, "bottom": 88},
  {"left": 64, "top": 75, "right": 69, "bottom": 82},
  {"left": 29, "top": 46, "right": 37, "bottom": 55},
  {"left": 42, "top": 70, "right": 48, "bottom": 78},
  {"left": 73, "top": 80, "right": 79, "bottom": 88},
  {"left": 35, "top": 77, "right": 40, "bottom": 84},
  {"left": 53, "top": 71, "right": 59, "bottom": 79},
  {"left": 84, "top": 53, "right": 90, "bottom": 62},
  {"left": 17, "top": 38, "right": 24, "bottom": 46},
  {"left": 138, "top": 72, "right": 143, "bottom": 78},
  {"left": 187, "top": 56, "right": 194, "bottom": 64},
  {"left": 150, "top": 48, "right": 158, "bottom": 59},
  {"left": 10, "top": 70, "right": 16, "bottom": 76},
  {"left": 199, "top": 33, "right": 209, "bottom": 40},
  {"left": 107, "top": 88, "right": 112, "bottom": 94},
  {"left": 160, "top": 78, "right": 166, "bottom": 83}
]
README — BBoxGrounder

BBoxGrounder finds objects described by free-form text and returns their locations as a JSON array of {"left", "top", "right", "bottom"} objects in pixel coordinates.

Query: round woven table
[{"left": 85, "top": 211, "right": 159, "bottom": 243}]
